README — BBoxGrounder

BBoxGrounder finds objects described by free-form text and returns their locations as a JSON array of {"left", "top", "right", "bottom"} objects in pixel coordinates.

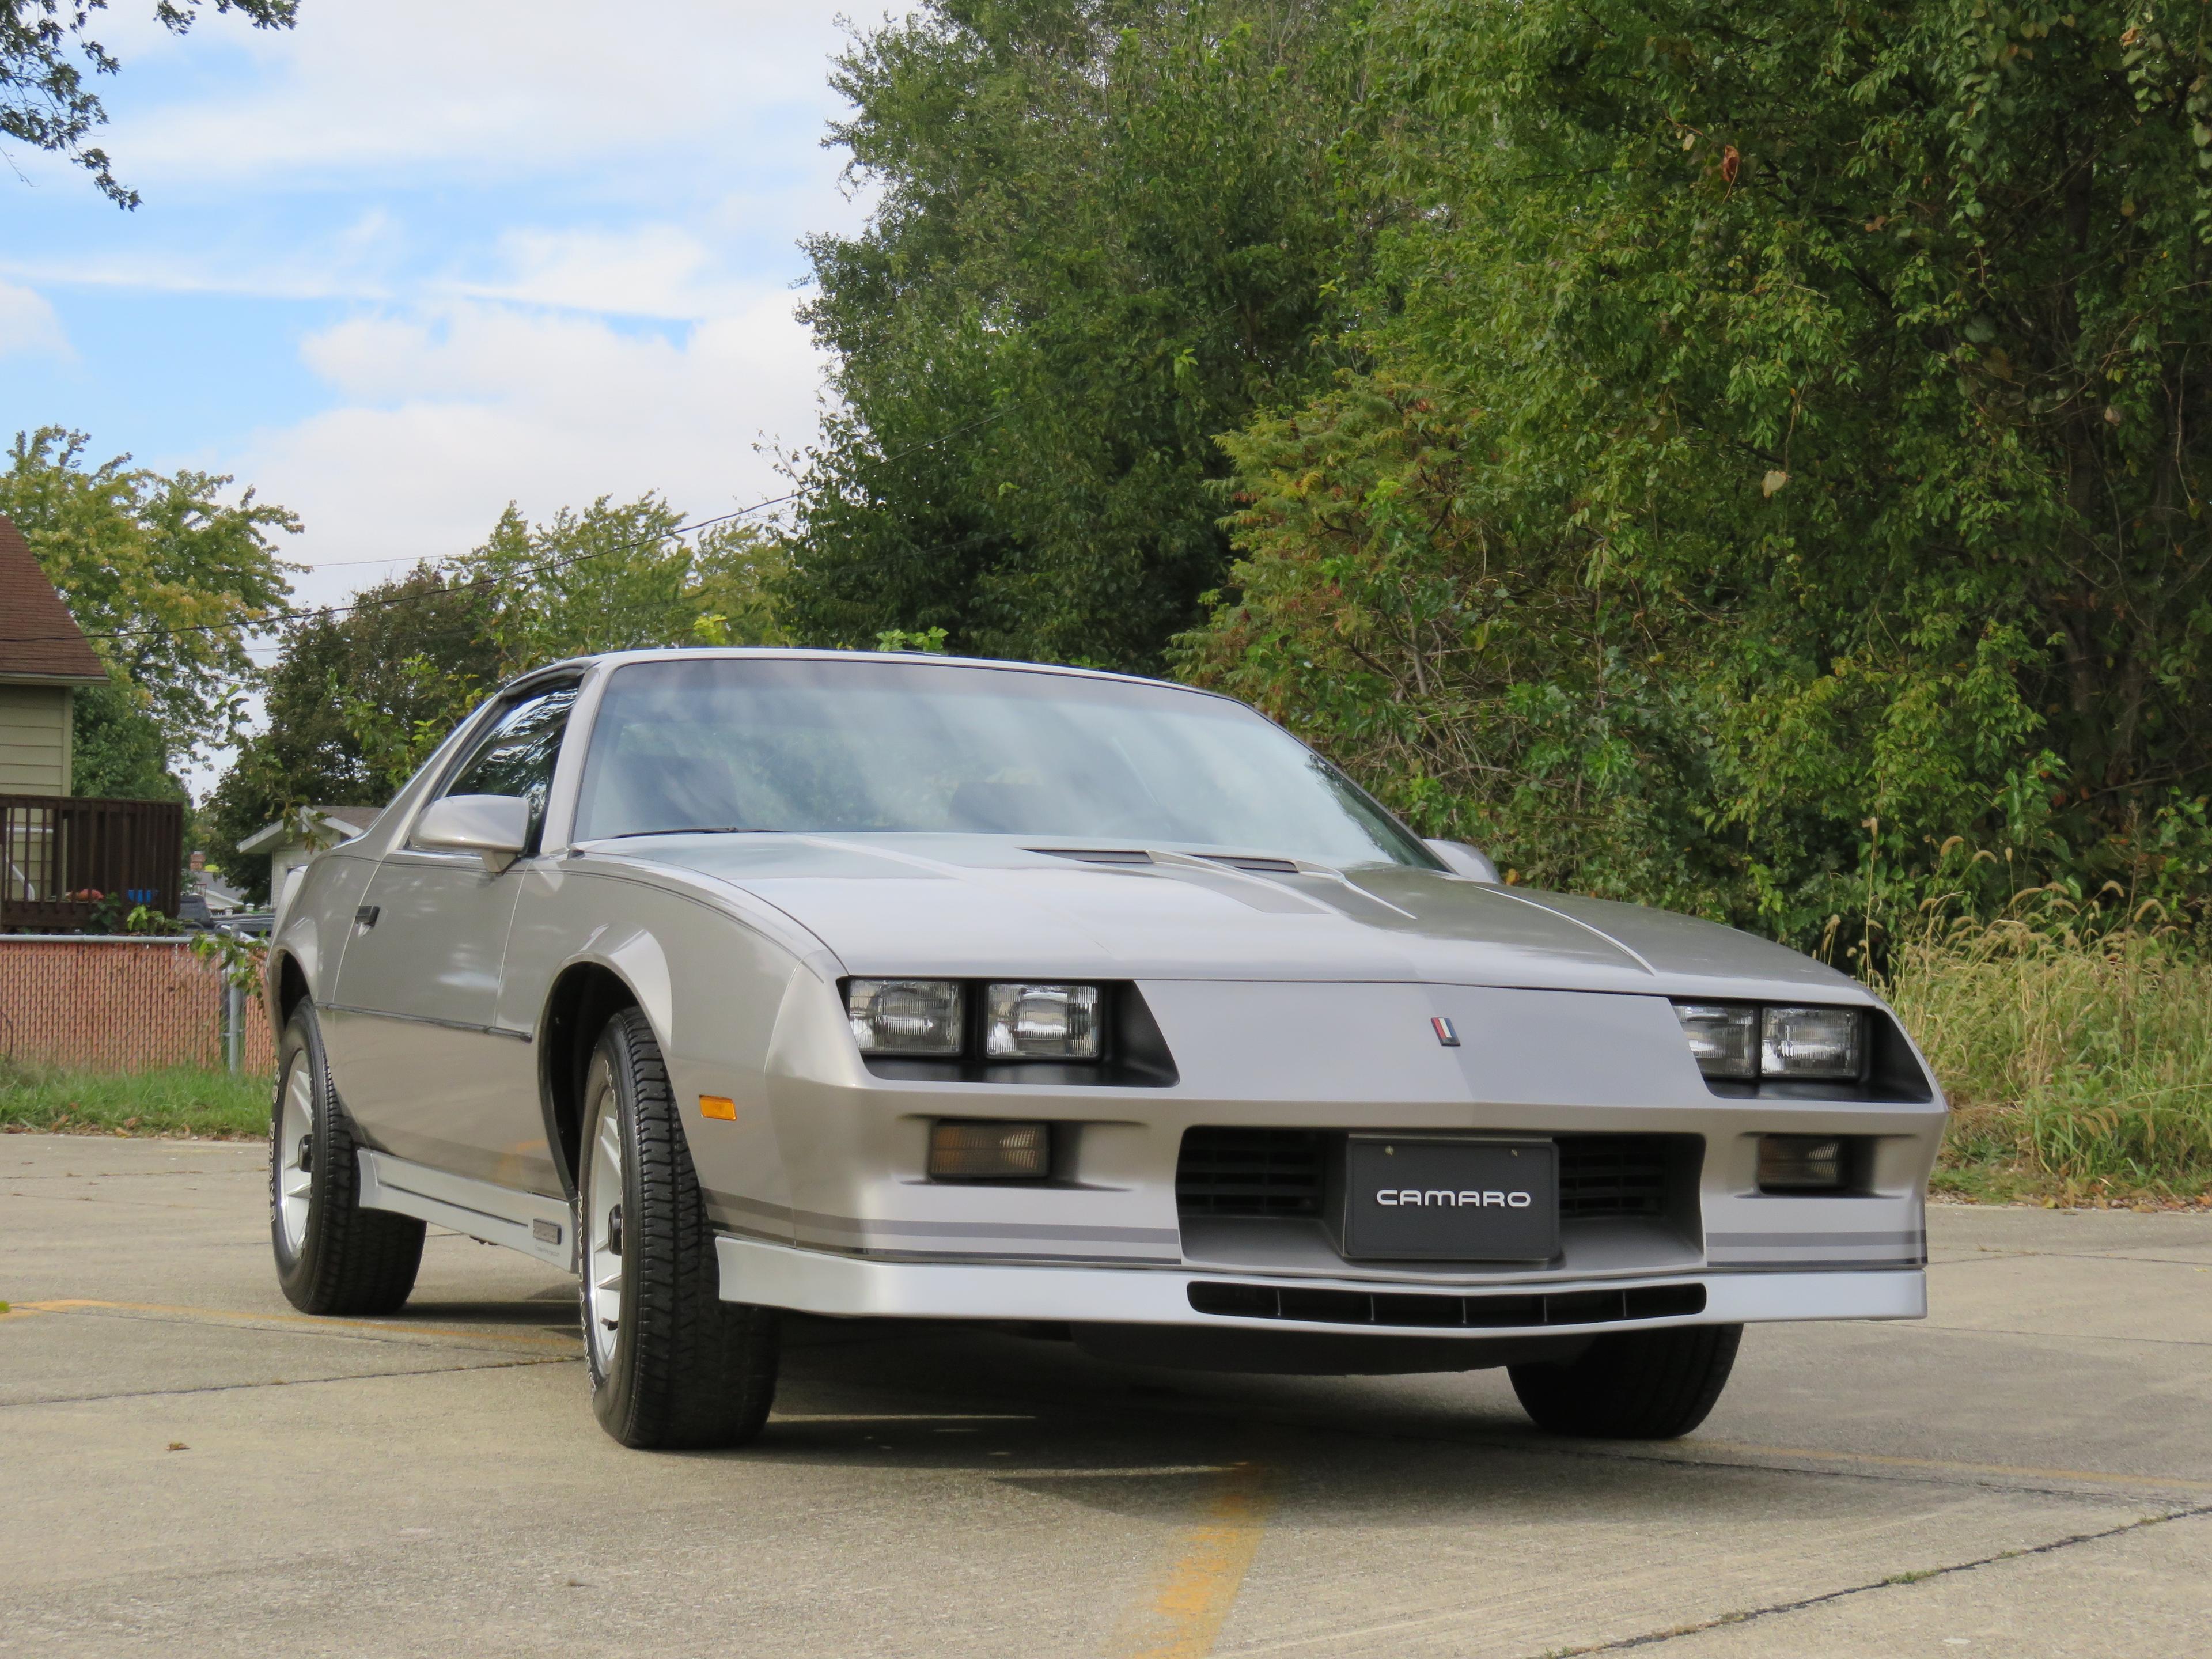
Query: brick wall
[{"left": 0, "top": 938, "right": 275, "bottom": 1074}]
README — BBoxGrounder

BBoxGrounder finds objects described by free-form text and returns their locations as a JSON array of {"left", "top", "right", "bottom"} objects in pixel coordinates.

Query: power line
[
  {"left": 50, "top": 495, "right": 790, "bottom": 654},
  {"left": 9, "top": 395, "right": 1033, "bottom": 654}
]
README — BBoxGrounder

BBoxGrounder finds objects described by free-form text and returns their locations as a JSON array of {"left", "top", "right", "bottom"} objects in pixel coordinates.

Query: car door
[{"left": 325, "top": 681, "right": 578, "bottom": 1187}]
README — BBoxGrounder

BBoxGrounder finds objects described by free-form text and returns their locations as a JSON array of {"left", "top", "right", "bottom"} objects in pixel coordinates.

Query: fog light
[
  {"left": 1761, "top": 1006, "right": 1866, "bottom": 1079},
  {"left": 929, "top": 1120, "right": 1051, "bottom": 1180},
  {"left": 1673, "top": 1003, "right": 1758, "bottom": 1080},
  {"left": 985, "top": 983, "right": 1102, "bottom": 1059},
  {"left": 1759, "top": 1134, "right": 1848, "bottom": 1192},
  {"left": 847, "top": 980, "right": 964, "bottom": 1055}
]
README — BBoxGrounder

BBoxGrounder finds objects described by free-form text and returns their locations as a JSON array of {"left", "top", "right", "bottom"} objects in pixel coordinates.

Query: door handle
[{"left": 355, "top": 904, "right": 381, "bottom": 931}]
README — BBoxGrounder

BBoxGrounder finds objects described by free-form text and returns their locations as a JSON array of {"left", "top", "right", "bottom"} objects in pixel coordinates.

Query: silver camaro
[{"left": 265, "top": 649, "right": 1945, "bottom": 1449}]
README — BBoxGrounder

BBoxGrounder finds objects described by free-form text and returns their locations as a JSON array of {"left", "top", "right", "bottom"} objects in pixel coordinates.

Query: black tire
[
  {"left": 1509, "top": 1323, "right": 1743, "bottom": 1439},
  {"left": 271, "top": 1003, "right": 425, "bottom": 1316},
  {"left": 579, "top": 1007, "right": 779, "bottom": 1450}
]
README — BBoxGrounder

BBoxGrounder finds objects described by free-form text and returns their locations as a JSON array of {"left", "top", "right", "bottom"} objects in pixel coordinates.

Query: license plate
[{"left": 1342, "top": 1137, "right": 1559, "bottom": 1262}]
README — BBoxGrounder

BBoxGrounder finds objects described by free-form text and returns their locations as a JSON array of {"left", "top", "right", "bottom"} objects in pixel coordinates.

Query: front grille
[
  {"left": 1176, "top": 1129, "right": 1685, "bottom": 1222},
  {"left": 1175, "top": 1127, "right": 1324, "bottom": 1217},
  {"left": 1187, "top": 1279, "right": 1706, "bottom": 1328},
  {"left": 1556, "top": 1134, "right": 1673, "bottom": 1219}
]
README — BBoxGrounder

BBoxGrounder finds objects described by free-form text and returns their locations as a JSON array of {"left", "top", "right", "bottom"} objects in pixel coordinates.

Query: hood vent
[
  {"left": 1196, "top": 854, "right": 1300, "bottom": 876},
  {"left": 1033, "top": 847, "right": 1154, "bottom": 865}
]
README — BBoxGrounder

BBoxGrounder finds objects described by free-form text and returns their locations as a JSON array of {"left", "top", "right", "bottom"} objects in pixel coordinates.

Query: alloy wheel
[
  {"left": 585, "top": 1098, "right": 626, "bottom": 1372},
  {"left": 275, "top": 1055, "right": 314, "bottom": 1256}
]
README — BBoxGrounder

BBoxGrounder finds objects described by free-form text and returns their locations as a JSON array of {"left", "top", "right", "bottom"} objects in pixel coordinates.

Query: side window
[{"left": 432, "top": 684, "right": 578, "bottom": 853}]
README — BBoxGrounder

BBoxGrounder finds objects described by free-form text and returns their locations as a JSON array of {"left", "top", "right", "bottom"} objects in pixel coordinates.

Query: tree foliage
[
  {"left": 205, "top": 497, "right": 785, "bottom": 896},
  {"left": 802, "top": 0, "right": 2212, "bottom": 946},
  {"left": 782, "top": 0, "right": 1357, "bottom": 670},
  {"left": 1, "top": 426, "right": 297, "bottom": 798},
  {"left": 2, "top": 0, "right": 297, "bottom": 207}
]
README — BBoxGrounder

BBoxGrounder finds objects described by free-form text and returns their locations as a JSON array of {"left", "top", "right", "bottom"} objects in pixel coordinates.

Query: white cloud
[
  {"left": 0, "top": 281, "right": 71, "bottom": 359},
  {"left": 444, "top": 224, "right": 759, "bottom": 320},
  {"left": 238, "top": 295, "right": 828, "bottom": 612},
  {"left": 105, "top": 0, "right": 893, "bottom": 190}
]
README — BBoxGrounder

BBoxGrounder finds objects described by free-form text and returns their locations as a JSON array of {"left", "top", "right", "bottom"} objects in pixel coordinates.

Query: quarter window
[{"left": 434, "top": 684, "right": 578, "bottom": 852}]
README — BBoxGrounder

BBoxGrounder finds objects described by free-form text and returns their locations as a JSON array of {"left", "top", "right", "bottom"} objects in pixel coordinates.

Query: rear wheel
[
  {"left": 1509, "top": 1323, "right": 1742, "bottom": 1439},
  {"left": 579, "top": 1007, "right": 779, "bottom": 1449},
  {"left": 271, "top": 1004, "right": 425, "bottom": 1315}
]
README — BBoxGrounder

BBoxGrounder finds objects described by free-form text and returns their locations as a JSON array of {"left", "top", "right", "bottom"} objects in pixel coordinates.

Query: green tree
[
  {"left": 204, "top": 499, "right": 786, "bottom": 896},
  {"left": 783, "top": 0, "right": 1358, "bottom": 670},
  {"left": 203, "top": 565, "right": 493, "bottom": 899},
  {"left": 2, "top": 0, "right": 298, "bottom": 207},
  {"left": 453, "top": 496, "right": 786, "bottom": 671},
  {"left": 1181, "top": 0, "right": 2212, "bottom": 946},
  {"left": 1, "top": 426, "right": 297, "bottom": 798}
]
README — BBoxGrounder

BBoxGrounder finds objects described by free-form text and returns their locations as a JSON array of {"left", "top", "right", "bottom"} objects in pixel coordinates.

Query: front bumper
[{"left": 715, "top": 1233, "right": 1926, "bottom": 1333}]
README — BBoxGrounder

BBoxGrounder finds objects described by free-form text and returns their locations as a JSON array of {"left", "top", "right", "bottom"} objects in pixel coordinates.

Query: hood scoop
[
  {"left": 1032, "top": 847, "right": 1155, "bottom": 866},
  {"left": 1198, "top": 854, "right": 1300, "bottom": 875},
  {"left": 1032, "top": 846, "right": 1302, "bottom": 876}
]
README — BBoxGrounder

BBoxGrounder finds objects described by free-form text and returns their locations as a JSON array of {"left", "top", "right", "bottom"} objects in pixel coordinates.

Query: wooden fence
[
  {"left": 0, "top": 937, "right": 274, "bottom": 1074},
  {"left": 1, "top": 794, "right": 184, "bottom": 931}
]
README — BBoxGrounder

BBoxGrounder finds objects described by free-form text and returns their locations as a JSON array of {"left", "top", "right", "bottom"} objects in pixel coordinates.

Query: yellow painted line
[
  {"left": 1695, "top": 1437, "right": 2212, "bottom": 1494},
  {"left": 2, "top": 1298, "right": 580, "bottom": 1350},
  {"left": 1122, "top": 1460, "right": 1276, "bottom": 1659}
]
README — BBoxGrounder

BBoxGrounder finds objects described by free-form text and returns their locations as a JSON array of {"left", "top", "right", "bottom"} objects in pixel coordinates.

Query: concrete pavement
[{"left": 1, "top": 1134, "right": 2206, "bottom": 1657}]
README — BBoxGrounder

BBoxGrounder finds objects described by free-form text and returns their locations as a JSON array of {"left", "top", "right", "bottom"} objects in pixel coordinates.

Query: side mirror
[
  {"left": 1424, "top": 838, "right": 1501, "bottom": 884},
  {"left": 415, "top": 794, "right": 531, "bottom": 873}
]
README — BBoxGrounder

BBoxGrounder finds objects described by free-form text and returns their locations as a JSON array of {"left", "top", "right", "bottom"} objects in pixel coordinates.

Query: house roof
[
  {"left": 0, "top": 514, "right": 108, "bottom": 685},
  {"left": 236, "top": 804, "right": 385, "bottom": 855}
]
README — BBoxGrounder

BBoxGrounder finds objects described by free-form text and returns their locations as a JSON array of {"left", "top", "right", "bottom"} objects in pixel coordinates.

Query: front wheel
[
  {"left": 579, "top": 1007, "right": 779, "bottom": 1449},
  {"left": 271, "top": 1004, "right": 425, "bottom": 1315},
  {"left": 1509, "top": 1323, "right": 1743, "bottom": 1440}
]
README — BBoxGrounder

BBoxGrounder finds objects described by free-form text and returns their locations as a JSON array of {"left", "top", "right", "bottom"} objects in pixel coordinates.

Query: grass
[
  {"left": 0, "top": 1063, "right": 271, "bottom": 1140},
  {"left": 1886, "top": 919, "right": 2212, "bottom": 1207}
]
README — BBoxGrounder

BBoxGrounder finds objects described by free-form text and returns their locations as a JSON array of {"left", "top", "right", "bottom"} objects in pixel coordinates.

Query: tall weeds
[{"left": 1885, "top": 910, "right": 2212, "bottom": 1203}]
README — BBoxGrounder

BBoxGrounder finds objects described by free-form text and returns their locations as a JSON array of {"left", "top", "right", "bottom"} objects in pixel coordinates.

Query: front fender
[{"left": 263, "top": 851, "right": 375, "bottom": 1032}]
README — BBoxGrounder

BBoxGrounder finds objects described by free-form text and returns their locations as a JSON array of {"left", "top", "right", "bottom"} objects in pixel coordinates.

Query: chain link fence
[{"left": 0, "top": 937, "right": 274, "bottom": 1074}]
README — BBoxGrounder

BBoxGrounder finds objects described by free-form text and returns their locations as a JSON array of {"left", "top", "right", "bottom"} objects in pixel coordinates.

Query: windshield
[{"left": 571, "top": 656, "right": 1434, "bottom": 868}]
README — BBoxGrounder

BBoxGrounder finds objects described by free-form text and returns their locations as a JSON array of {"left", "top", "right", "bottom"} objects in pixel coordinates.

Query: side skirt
[{"left": 357, "top": 1150, "right": 575, "bottom": 1272}]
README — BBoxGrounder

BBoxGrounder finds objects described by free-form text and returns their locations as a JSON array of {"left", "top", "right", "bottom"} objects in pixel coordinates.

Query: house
[
  {"left": 178, "top": 851, "right": 248, "bottom": 926},
  {"left": 237, "top": 804, "right": 384, "bottom": 892},
  {"left": 0, "top": 513, "right": 109, "bottom": 793},
  {"left": 1, "top": 516, "right": 185, "bottom": 928}
]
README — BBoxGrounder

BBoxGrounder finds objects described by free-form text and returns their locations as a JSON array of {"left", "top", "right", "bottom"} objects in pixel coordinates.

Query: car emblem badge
[{"left": 1431, "top": 1016, "right": 1460, "bottom": 1047}]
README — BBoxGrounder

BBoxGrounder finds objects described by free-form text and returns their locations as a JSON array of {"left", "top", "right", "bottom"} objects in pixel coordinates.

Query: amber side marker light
[{"left": 699, "top": 1096, "right": 738, "bottom": 1122}]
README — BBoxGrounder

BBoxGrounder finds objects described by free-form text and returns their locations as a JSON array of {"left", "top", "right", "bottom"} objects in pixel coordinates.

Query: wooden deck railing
[{"left": 0, "top": 794, "right": 184, "bottom": 931}]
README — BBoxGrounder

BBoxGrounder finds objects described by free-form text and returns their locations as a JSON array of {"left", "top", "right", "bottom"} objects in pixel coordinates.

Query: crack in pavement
[
  {"left": 1, "top": 1298, "right": 579, "bottom": 1349},
  {"left": 1527, "top": 1503, "right": 2212, "bottom": 1656},
  {"left": 832, "top": 1369, "right": 2212, "bottom": 1505},
  {"left": 1, "top": 1354, "right": 582, "bottom": 1409},
  {"left": 1935, "top": 1247, "right": 2212, "bottom": 1269},
  {"left": 1906, "top": 1322, "right": 2212, "bottom": 1348}
]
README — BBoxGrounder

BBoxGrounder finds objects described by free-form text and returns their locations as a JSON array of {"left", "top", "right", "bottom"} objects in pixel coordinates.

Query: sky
[{"left": 2, "top": 0, "right": 900, "bottom": 786}]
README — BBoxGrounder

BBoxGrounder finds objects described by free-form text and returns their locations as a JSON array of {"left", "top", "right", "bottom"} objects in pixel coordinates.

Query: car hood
[{"left": 582, "top": 833, "right": 1865, "bottom": 1002}]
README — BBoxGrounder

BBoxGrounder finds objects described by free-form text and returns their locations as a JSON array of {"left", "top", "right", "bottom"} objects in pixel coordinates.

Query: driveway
[{"left": 2, "top": 1134, "right": 2207, "bottom": 1657}]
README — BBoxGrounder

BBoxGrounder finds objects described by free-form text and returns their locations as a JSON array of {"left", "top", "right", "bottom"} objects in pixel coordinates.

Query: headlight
[
  {"left": 847, "top": 979, "right": 964, "bottom": 1055},
  {"left": 1760, "top": 1006, "right": 1865, "bottom": 1079},
  {"left": 1672, "top": 1003, "right": 1758, "bottom": 1080},
  {"left": 1672, "top": 1002, "right": 1867, "bottom": 1082},
  {"left": 986, "top": 983, "right": 1102, "bottom": 1059}
]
